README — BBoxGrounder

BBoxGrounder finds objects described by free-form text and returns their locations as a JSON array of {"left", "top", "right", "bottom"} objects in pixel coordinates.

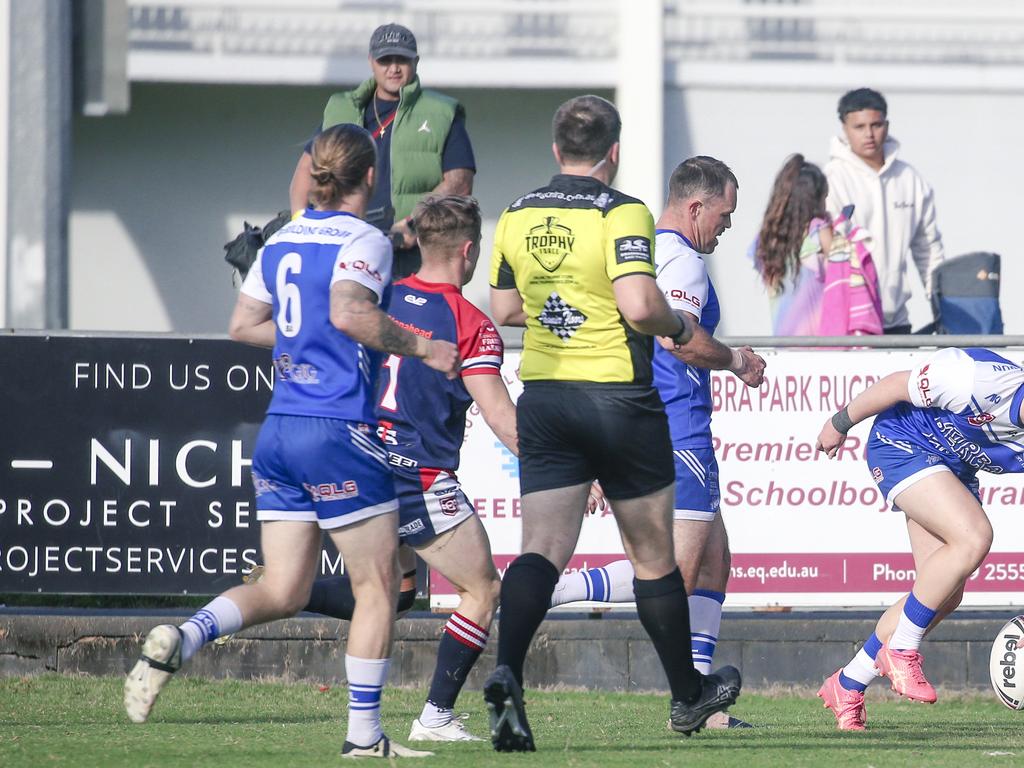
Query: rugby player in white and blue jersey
[
  {"left": 124, "top": 124, "right": 457, "bottom": 760},
  {"left": 549, "top": 158, "right": 765, "bottom": 728},
  {"left": 818, "top": 347, "right": 1024, "bottom": 730}
]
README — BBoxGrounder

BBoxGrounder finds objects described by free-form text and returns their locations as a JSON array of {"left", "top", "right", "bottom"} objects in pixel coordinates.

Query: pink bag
[{"left": 818, "top": 210, "right": 884, "bottom": 336}]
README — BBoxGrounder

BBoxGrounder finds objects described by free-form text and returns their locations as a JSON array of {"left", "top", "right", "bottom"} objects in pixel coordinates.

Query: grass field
[{"left": 1, "top": 675, "right": 1021, "bottom": 767}]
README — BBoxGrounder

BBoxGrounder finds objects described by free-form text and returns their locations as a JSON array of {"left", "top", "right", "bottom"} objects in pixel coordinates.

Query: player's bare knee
[
  {"left": 960, "top": 522, "right": 993, "bottom": 569},
  {"left": 257, "top": 582, "right": 308, "bottom": 616}
]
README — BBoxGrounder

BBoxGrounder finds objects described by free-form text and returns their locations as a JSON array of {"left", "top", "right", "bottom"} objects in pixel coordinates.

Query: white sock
[
  {"left": 179, "top": 596, "right": 243, "bottom": 662},
  {"left": 688, "top": 590, "right": 725, "bottom": 674},
  {"left": 550, "top": 560, "right": 636, "bottom": 606},
  {"left": 888, "top": 593, "right": 937, "bottom": 652},
  {"left": 842, "top": 647, "right": 881, "bottom": 687},
  {"left": 345, "top": 655, "right": 389, "bottom": 748},
  {"left": 418, "top": 700, "right": 452, "bottom": 729}
]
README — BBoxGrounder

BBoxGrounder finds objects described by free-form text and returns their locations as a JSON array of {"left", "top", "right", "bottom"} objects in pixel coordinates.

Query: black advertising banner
[{"left": 0, "top": 334, "right": 341, "bottom": 594}]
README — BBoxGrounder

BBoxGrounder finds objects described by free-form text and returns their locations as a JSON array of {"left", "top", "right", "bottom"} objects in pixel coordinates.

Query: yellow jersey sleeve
[
  {"left": 489, "top": 211, "right": 517, "bottom": 290},
  {"left": 603, "top": 202, "right": 656, "bottom": 282}
]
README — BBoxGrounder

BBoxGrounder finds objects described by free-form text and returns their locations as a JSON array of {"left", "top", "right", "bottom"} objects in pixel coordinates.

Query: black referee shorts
[{"left": 516, "top": 381, "right": 674, "bottom": 501}]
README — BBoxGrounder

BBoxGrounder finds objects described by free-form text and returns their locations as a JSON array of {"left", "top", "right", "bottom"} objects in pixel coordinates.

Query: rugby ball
[{"left": 990, "top": 615, "right": 1024, "bottom": 710}]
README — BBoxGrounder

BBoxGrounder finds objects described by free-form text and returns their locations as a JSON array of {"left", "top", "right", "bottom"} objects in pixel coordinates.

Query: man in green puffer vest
[{"left": 289, "top": 23, "right": 476, "bottom": 278}]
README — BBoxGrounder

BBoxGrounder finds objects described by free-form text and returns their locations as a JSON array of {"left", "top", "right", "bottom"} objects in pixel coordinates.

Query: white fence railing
[
  {"left": 128, "top": 1, "right": 618, "bottom": 64},
  {"left": 666, "top": 0, "right": 1024, "bottom": 66},
  {"left": 128, "top": 0, "right": 1024, "bottom": 80}
]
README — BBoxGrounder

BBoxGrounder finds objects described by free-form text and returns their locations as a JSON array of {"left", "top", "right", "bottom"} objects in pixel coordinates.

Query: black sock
[
  {"left": 496, "top": 553, "right": 559, "bottom": 687},
  {"left": 304, "top": 571, "right": 416, "bottom": 620},
  {"left": 634, "top": 568, "right": 701, "bottom": 702},
  {"left": 305, "top": 576, "right": 356, "bottom": 620},
  {"left": 396, "top": 585, "right": 416, "bottom": 614},
  {"left": 426, "top": 612, "right": 489, "bottom": 709}
]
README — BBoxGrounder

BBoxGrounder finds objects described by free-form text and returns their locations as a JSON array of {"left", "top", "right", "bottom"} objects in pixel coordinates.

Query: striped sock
[
  {"left": 889, "top": 592, "right": 938, "bottom": 651},
  {"left": 550, "top": 560, "right": 637, "bottom": 606},
  {"left": 179, "top": 596, "right": 243, "bottom": 662},
  {"left": 689, "top": 589, "right": 725, "bottom": 674},
  {"left": 420, "top": 612, "right": 489, "bottom": 727},
  {"left": 840, "top": 632, "right": 882, "bottom": 691},
  {"left": 345, "top": 655, "right": 389, "bottom": 748}
]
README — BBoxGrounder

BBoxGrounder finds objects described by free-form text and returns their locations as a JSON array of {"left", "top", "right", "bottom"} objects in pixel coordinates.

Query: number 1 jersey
[
  {"left": 376, "top": 275, "right": 504, "bottom": 472},
  {"left": 241, "top": 209, "right": 393, "bottom": 423}
]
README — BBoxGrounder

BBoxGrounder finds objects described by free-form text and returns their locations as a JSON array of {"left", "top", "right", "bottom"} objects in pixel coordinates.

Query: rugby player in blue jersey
[
  {"left": 817, "top": 347, "right": 1024, "bottom": 729},
  {"left": 549, "top": 158, "right": 764, "bottom": 728},
  {"left": 124, "top": 124, "right": 458, "bottom": 759}
]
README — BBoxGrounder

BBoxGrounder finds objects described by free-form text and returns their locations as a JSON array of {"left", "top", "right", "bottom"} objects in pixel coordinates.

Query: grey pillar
[{"left": 5, "top": 0, "right": 71, "bottom": 328}]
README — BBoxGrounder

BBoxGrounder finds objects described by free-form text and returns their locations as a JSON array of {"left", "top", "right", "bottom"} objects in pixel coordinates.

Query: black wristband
[
  {"left": 831, "top": 406, "right": 855, "bottom": 434},
  {"left": 670, "top": 315, "right": 688, "bottom": 345}
]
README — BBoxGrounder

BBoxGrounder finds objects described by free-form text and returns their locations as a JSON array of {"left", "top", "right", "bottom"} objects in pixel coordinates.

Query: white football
[{"left": 990, "top": 615, "right": 1024, "bottom": 710}]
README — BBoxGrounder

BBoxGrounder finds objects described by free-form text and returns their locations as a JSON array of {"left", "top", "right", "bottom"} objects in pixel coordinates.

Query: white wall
[
  {"left": 70, "top": 81, "right": 1021, "bottom": 337},
  {"left": 69, "top": 83, "right": 608, "bottom": 333}
]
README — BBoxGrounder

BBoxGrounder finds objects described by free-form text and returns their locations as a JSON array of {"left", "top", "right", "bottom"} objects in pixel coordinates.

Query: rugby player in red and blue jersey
[
  {"left": 302, "top": 195, "right": 519, "bottom": 742},
  {"left": 818, "top": 347, "right": 1024, "bottom": 730}
]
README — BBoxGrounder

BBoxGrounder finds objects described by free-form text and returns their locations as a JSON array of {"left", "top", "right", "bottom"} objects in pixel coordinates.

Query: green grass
[{"left": 1, "top": 676, "right": 1022, "bottom": 767}]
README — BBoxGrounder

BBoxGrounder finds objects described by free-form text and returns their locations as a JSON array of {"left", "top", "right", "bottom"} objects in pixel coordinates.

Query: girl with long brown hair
[{"left": 753, "top": 154, "right": 883, "bottom": 336}]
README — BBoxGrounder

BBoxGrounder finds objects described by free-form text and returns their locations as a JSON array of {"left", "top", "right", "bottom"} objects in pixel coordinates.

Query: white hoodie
[{"left": 825, "top": 135, "right": 945, "bottom": 330}]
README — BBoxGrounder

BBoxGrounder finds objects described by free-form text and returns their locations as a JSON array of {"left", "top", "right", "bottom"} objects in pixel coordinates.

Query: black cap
[{"left": 369, "top": 23, "right": 417, "bottom": 60}]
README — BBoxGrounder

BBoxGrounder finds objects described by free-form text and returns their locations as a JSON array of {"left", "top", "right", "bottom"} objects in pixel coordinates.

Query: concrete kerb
[{"left": 0, "top": 611, "right": 1010, "bottom": 691}]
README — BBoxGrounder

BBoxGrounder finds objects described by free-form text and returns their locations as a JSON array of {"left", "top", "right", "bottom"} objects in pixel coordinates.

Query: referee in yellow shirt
[{"left": 483, "top": 95, "right": 742, "bottom": 752}]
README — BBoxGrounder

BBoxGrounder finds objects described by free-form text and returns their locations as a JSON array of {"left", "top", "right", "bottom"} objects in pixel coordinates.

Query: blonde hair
[
  {"left": 309, "top": 124, "right": 377, "bottom": 208},
  {"left": 411, "top": 195, "right": 482, "bottom": 252}
]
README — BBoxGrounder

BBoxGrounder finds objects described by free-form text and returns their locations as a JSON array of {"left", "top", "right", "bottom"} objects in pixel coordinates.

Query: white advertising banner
[{"left": 431, "top": 348, "right": 1024, "bottom": 609}]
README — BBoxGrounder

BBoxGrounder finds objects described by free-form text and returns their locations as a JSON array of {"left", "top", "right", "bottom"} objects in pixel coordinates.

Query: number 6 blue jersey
[{"left": 240, "top": 209, "right": 393, "bottom": 422}]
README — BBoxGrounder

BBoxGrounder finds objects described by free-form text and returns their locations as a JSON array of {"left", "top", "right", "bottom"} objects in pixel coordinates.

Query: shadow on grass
[
  {"left": 562, "top": 737, "right": 1023, "bottom": 754},
  {"left": 5, "top": 713, "right": 340, "bottom": 727}
]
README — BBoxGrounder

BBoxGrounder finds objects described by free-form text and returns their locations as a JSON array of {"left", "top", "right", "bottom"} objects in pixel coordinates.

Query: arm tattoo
[
  {"left": 332, "top": 280, "right": 422, "bottom": 356},
  {"left": 378, "top": 314, "right": 419, "bottom": 356}
]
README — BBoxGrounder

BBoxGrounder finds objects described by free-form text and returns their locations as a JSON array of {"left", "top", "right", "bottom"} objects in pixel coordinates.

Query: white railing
[
  {"left": 665, "top": 0, "right": 1024, "bottom": 66},
  {"left": 128, "top": 1, "right": 617, "bottom": 63},
  {"left": 127, "top": 0, "right": 1024, "bottom": 83}
]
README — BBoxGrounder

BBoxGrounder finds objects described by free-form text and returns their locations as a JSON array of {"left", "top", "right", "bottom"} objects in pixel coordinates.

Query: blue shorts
[
  {"left": 252, "top": 414, "right": 398, "bottom": 530},
  {"left": 672, "top": 446, "right": 720, "bottom": 522},
  {"left": 393, "top": 465, "right": 475, "bottom": 547},
  {"left": 866, "top": 420, "right": 980, "bottom": 510}
]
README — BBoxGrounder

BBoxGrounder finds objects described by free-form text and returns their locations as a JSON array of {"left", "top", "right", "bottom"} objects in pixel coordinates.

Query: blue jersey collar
[
  {"left": 303, "top": 209, "right": 361, "bottom": 220},
  {"left": 655, "top": 228, "right": 696, "bottom": 251}
]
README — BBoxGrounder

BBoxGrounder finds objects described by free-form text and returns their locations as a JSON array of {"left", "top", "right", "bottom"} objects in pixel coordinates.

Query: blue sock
[{"left": 864, "top": 632, "right": 882, "bottom": 659}]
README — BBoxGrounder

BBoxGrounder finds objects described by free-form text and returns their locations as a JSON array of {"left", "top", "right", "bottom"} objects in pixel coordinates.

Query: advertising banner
[
  {"left": 3, "top": 336, "right": 1022, "bottom": 607},
  {"left": 0, "top": 335, "right": 345, "bottom": 594},
  {"left": 435, "top": 348, "right": 1024, "bottom": 609}
]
